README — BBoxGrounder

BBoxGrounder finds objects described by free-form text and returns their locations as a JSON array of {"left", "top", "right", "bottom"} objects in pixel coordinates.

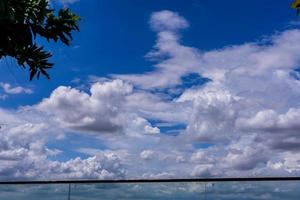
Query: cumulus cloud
[
  {"left": 26, "top": 11, "right": 300, "bottom": 178},
  {"left": 224, "top": 147, "right": 268, "bottom": 171},
  {"left": 267, "top": 152, "right": 300, "bottom": 173},
  {"left": 114, "top": 10, "right": 300, "bottom": 176},
  {"left": 31, "top": 10, "right": 300, "bottom": 178},
  {"left": 47, "top": 153, "right": 125, "bottom": 179},
  {"left": 129, "top": 117, "right": 160, "bottom": 135},
  {"left": 140, "top": 150, "right": 155, "bottom": 160},
  {"left": 236, "top": 108, "right": 300, "bottom": 151},
  {"left": 178, "top": 87, "right": 240, "bottom": 142},
  {"left": 0, "top": 152, "right": 125, "bottom": 180},
  {"left": 36, "top": 80, "right": 132, "bottom": 134},
  {"left": 2, "top": 10, "right": 300, "bottom": 180},
  {"left": 237, "top": 108, "right": 300, "bottom": 132},
  {"left": 0, "top": 108, "right": 125, "bottom": 180},
  {"left": 36, "top": 79, "right": 173, "bottom": 137},
  {"left": 191, "top": 165, "right": 213, "bottom": 177}
]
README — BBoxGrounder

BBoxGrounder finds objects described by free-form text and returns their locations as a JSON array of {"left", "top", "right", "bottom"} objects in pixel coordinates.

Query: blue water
[{"left": 0, "top": 182, "right": 299, "bottom": 199}]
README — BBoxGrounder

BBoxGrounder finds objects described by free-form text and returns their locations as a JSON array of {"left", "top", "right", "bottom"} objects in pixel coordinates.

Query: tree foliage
[
  {"left": 292, "top": 0, "right": 300, "bottom": 15},
  {"left": 0, "top": 0, "right": 80, "bottom": 80}
]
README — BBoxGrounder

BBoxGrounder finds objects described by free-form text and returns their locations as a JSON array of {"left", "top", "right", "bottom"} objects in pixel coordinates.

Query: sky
[{"left": 1, "top": 0, "right": 300, "bottom": 180}]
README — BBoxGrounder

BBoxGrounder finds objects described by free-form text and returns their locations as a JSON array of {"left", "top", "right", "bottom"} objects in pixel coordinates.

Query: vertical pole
[
  {"left": 68, "top": 183, "right": 71, "bottom": 200},
  {"left": 204, "top": 183, "right": 207, "bottom": 200}
]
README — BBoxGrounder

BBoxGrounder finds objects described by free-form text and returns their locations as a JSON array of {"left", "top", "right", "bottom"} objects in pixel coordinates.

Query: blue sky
[
  {"left": 1, "top": 0, "right": 300, "bottom": 180},
  {"left": 0, "top": 0, "right": 294, "bottom": 107}
]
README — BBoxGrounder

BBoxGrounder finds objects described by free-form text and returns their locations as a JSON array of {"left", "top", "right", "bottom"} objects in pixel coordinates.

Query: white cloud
[
  {"left": 3, "top": 10, "right": 300, "bottom": 179},
  {"left": 145, "top": 172, "right": 175, "bottom": 179},
  {"left": 150, "top": 10, "right": 189, "bottom": 32},
  {"left": 223, "top": 147, "right": 268, "bottom": 171},
  {"left": 116, "top": 11, "right": 198, "bottom": 89},
  {"left": 29, "top": 11, "right": 300, "bottom": 178},
  {"left": 191, "top": 150, "right": 215, "bottom": 164},
  {"left": 0, "top": 108, "right": 125, "bottom": 180},
  {"left": 32, "top": 11, "right": 300, "bottom": 178},
  {"left": 36, "top": 80, "right": 133, "bottom": 134},
  {"left": 178, "top": 87, "right": 240, "bottom": 142},
  {"left": 191, "top": 164, "right": 213, "bottom": 177},
  {"left": 0, "top": 82, "right": 33, "bottom": 94},
  {"left": 47, "top": 153, "right": 125, "bottom": 179},
  {"left": 54, "top": 0, "right": 79, "bottom": 5},
  {"left": 237, "top": 108, "right": 300, "bottom": 132},
  {"left": 140, "top": 150, "right": 155, "bottom": 160},
  {"left": 267, "top": 152, "right": 300, "bottom": 173},
  {"left": 130, "top": 117, "right": 160, "bottom": 135}
]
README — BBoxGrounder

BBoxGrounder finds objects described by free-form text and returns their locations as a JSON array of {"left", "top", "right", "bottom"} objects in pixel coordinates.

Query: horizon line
[{"left": 1, "top": 176, "right": 300, "bottom": 184}]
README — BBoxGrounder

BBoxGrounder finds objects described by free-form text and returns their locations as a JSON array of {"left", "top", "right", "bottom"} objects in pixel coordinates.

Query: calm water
[{"left": 0, "top": 181, "right": 299, "bottom": 199}]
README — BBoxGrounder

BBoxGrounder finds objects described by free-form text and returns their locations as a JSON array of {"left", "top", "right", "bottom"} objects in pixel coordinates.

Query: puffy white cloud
[
  {"left": 191, "top": 165, "right": 213, "bottom": 177},
  {"left": 140, "top": 150, "right": 155, "bottom": 160},
  {"left": 191, "top": 150, "right": 215, "bottom": 164},
  {"left": 236, "top": 108, "right": 300, "bottom": 151},
  {"left": 223, "top": 147, "right": 268, "bottom": 171},
  {"left": 1, "top": 152, "right": 125, "bottom": 180},
  {"left": 150, "top": 10, "right": 189, "bottom": 32},
  {"left": 178, "top": 86, "right": 240, "bottom": 142},
  {"left": 237, "top": 108, "right": 300, "bottom": 132},
  {"left": 0, "top": 107, "right": 126, "bottom": 180},
  {"left": 46, "top": 153, "right": 125, "bottom": 179},
  {"left": 2, "top": 146, "right": 123, "bottom": 180},
  {"left": 36, "top": 80, "right": 133, "bottom": 134},
  {"left": 130, "top": 117, "right": 160, "bottom": 135},
  {"left": 267, "top": 152, "right": 300, "bottom": 173}
]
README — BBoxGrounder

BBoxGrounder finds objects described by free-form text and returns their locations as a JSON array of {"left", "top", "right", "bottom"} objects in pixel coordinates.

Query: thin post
[
  {"left": 68, "top": 183, "right": 71, "bottom": 200},
  {"left": 204, "top": 183, "right": 207, "bottom": 200}
]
